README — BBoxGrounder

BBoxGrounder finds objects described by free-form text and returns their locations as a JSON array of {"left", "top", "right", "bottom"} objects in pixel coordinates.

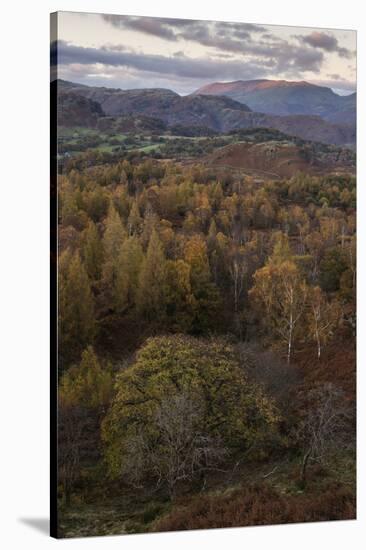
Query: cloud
[
  {"left": 297, "top": 31, "right": 352, "bottom": 59},
  {"left": 97, "top": 16, "right": 327, "bottom": 75},
  {"left": 56, "top": 58, "right": 356, "bottom": 96},
  {"left": 102, "top": 15, "right": 266, "bottom": 47},
  {"left": 100, "top": 15, "right": 323, "bottom": 73},
  {"left": 52, "top": 39, "right": 324, "bottom": 87},
  {"left": 178, "top": 23, "right": 252, "bottom": 51},
  {"left": 211, "top": 20, "right": 266, "bottom": 37},
  {"left": 51, "top": 14, "right": 355, "bottom": 95},
  {"left": 52, "top": 40, "right": 270, "bottom": 82},
  {"left": 327, "top": 73, "right": 341, "bottom": 80},
  {"left": 102, "top": 14, "right": 178, "bottom": 41}
]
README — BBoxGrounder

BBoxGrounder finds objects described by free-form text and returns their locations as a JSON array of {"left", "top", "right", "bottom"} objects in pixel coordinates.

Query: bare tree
[
  {"left": 119, "top": 393, "right": 227, "bottom": 499},
  {"left": 295, "top": 383, "right": 351, "bottom": 487},
  {"left": 58, "top": 404, "right": 88, "bottom": 506}
]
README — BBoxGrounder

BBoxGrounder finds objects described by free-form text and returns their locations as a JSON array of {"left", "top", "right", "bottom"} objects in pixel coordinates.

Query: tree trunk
[
  {"left": 287, "top": 302, "right": 294, "bottom": 365},
  {"left": 317, "top": 336, "right": 321, "bottom": 360},
  {"left": 287, "top": 322, "right": 293, "bottom": 365},
  {"left": 234, "top": 312, "right": 243, "bottom": 341},
  {"left": 300, "top": 450, "right": 311, "bottom": 488},
  {"left": 168, "top": 481, "right": 176, "bottom": 502}
]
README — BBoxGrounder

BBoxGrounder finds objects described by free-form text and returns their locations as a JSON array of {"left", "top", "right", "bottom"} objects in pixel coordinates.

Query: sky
[{"left": 51, "top": 11, "right": 356, "bottom": 96}]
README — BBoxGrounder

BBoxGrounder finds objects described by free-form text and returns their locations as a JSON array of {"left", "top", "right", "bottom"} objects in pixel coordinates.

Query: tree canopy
[{"left": 102, "top": 335, "right": 279, "bottom": 490}]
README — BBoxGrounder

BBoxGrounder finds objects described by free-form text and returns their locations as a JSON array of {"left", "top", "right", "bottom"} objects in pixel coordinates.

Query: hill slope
[
  {"left": 204, "top": 140, "right": 355, "bottom": 179},
  {"left": 194, "top": 79, "right": 356, "bottom": 126}
]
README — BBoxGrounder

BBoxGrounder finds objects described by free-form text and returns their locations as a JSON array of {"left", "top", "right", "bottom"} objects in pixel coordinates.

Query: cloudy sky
[{"left": 51, "top": 11, "right": 356, "bottom": 95}]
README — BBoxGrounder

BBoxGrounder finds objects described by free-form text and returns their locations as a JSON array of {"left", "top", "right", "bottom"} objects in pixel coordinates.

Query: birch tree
[
  {"left": 307, "top": 286, "right": 341, "bottom": 359},
  {"left": 249, "top": 260, "right": 308, "bottom": 364},
  {"left": 229, "top": 249, "right": 247, "bottom": 313}
]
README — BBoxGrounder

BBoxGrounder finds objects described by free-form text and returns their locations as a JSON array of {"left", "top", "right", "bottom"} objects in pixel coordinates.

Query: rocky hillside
[{"left": 56, "top": 89, "right": 104, "bottom": 128}]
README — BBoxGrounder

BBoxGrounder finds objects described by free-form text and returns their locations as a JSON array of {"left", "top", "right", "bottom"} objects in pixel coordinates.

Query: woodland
[{"left": 57, "top": 130, "right": 356, "bottom": 537}]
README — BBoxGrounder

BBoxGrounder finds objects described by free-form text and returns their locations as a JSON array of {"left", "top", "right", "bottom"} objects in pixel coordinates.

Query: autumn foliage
[{"left": 57, "top": 149, "right": 356, "bottom": 534}]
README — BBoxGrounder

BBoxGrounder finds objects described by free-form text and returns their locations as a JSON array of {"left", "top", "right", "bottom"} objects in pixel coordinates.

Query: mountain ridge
[{"left": 54, "top": 79, "right": 355, "bottom": 147}]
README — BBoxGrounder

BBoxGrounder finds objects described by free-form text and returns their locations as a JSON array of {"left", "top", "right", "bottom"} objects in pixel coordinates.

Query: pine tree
[
  {"left": 115, "top": 236, "right": 144, "bottom": 312},
  {"left": 127, "top": 201, "right": 143, "bottom": 236},
  {"left": 82, "top": 221, "right": 104, "bottom": 280},
  {"left": 102, "top": 203, "right": 127, "bottom": 290},
  {"left": 184, "top": 235, "right": 220, "bottom": 333},
  {"left": 207, "top": 219, "right": 218, "bottom": 249},
  {"left": 103, "top": 203, "right": 126, "bottom": 260},
  {"left": 137, "top": 229, "right": 167, "bottom": 321},
  {"left": 141, "top": 204, "right": 158, "bottom": 248},
  {"left": 86, "top": 186, "right": 109, "bottom": 223},
  {"left": 59, "top": 251, "right": 96, "bottom": 367},
  {"left": 165, "top": 259, "right": 195, "bottom": 331},
  {"left": 60, "top": 346, "right": 113, "bottom": 409},
  {"left": 183, "top": 211, "right": 198, "bottom": 234},
  {"left": 61, "top": 183, "right": 86, "bottom": 230}
]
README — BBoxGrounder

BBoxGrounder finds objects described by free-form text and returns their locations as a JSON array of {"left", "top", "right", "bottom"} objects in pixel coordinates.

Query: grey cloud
[
  {"left": 175, "top": 26, "right": 323, "bottom": 72},
  {"left": 102, "top": 15, "right": 266, "bottom": 46},
  {"left": 53, "top": 40, "right": 263, "bottom": 80},
  {"left": 261, "top": 33, "right": 283, "bottom": 42},
  {"left": 100, "top": 15, "right": 325, "bottom": 73},
  {"left": 52, "top": 39, "right": 322, "bottom": 82},
  {"left": 101, "top": 14, "right": 351, "bottom": 72},
  {"left": 101, "top": 14, "right": 200, "bottom": 41},
  {"left": 102, "top": 14, "right": 178, "bottom": 41},
  {"left": 297, "top": 31, "right": 352, "bottom": 59},
  {"left": 303, "top": 32, "right": 338, "bottom": 50},
  {"left": 213, "top": 21, "right": 266, "bottom": 36},
  {"left": 178, "top": 24, "right": 253, "bottom": 52},
  {"left": 275, "top": 46, "right": 324, "bottom": 73},
  {"left": 58, "top": 59, "right": 356, "bottom": 95},
  {"left": 233, "top": 22, "right": 266, "bottom": 33},
  {"left": 54, "top": 40, "right": 355, "bottom": 95}
]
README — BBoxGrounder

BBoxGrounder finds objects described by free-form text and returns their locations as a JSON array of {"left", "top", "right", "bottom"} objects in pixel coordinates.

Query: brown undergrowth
[{"left": 154, "top": 482, "right": 355, "bottom": 532}]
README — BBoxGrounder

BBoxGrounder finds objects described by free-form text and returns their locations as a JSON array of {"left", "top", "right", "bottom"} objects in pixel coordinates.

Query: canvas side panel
[{"left": 50, "top": 11, "right": 59, "bottom": 540}]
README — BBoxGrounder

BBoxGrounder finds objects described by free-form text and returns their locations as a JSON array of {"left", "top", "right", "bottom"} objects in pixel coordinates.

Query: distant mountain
[
  {"left": 57, "top": 80, "right": 251, "bottom": 128},
  {"left": 59, "top": 81, "right": 181, "bottom": 117},
  {"left": 326, "top": 92, "right": 356, "bottom": 125},
  {"left": 55, "top": 80, "right": 355, "bottom": 146},
  {"left": 193, "top": 80, "right": 356, "bottom": 126}
]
